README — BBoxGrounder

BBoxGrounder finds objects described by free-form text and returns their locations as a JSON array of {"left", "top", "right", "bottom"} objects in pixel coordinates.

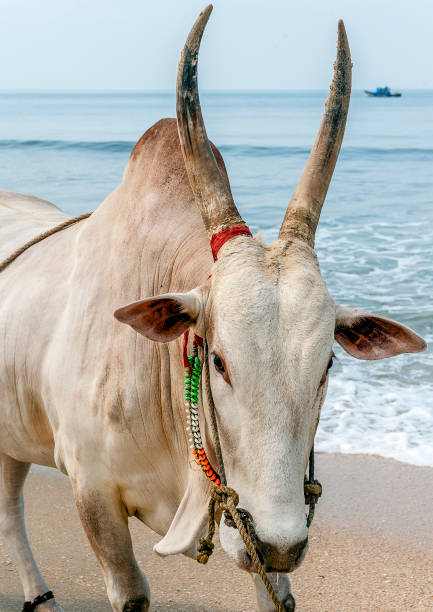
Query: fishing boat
[{"left": 364, "top": 86, "right": 402, "bottom": 97}]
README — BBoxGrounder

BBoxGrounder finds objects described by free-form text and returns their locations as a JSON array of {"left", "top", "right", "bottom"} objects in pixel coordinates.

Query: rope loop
[
  {"left": 197, "top": 484, "right": 286, "bottom": 610},
  {"left": 197, "top": 485, "right": 239, "bottom": 565}
]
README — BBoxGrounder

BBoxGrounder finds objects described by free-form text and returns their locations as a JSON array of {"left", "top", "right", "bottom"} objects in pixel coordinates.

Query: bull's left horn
[
  {"left": 176, "top": 5, "right": 246, "bottom": 236},
  {"left": 279, "top": 20, "right": 352, "bottom": 247}
]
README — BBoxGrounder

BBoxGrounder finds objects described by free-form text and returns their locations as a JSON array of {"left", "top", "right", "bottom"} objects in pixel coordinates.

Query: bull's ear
[
  {"left": 335, "top": 306, "right": 427, "bottom": 360},
  {"left": 114, "top": 290, "right": 203, "bottom": 343}
]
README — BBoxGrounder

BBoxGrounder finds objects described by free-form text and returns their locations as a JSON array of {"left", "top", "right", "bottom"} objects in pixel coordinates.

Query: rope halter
[{"left": 182, "top": 231, "right": 323, "bottom": 611}]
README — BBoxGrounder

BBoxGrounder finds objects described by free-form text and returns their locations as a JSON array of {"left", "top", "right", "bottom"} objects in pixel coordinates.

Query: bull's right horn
[
  {"left": 279, "top": 20, "right": 352, "bottom": 248},
  {"left": 176, "top": 5, "right": 246, "bottom": 237}
]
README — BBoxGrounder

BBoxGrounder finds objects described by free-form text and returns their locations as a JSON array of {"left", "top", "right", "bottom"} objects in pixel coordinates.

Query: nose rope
[
  {"left": 199, "top": 486, "right": 287, "bottom": 612},
  {"left": 199, "top": 340, "right": 284, "bottom": 610},
  {"left": 305, "top": 448, "right": 322, "bottom": 527},
  {"left": 184, "top": 336, "right": 322, "bottom": 611},
  {"left": 202, "top": 340, "right": 227, "bottom": 486}
]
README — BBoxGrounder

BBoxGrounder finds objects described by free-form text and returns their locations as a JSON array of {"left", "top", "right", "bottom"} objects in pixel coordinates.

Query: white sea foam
[
  {"left": 314, "top": 216, "right": 433, "bottom": 467},
  {"left": 317, "top": 351, "right": 433, "bottom": 466}
]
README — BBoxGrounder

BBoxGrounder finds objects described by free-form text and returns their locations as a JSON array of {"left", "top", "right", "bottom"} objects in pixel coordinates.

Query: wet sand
[{"left": 1, "top": 453, "right": 432, "bottom": 611}]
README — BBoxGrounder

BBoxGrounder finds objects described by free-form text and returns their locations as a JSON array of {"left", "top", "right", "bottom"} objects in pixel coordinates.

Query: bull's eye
[{"left": 213, "top": 354, "right": 225, "bottom": 375}]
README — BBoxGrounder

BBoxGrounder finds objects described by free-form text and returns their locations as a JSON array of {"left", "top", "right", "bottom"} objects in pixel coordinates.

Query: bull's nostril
[{"left": 250, "top": 536, "right": 308, "bottom": 572}]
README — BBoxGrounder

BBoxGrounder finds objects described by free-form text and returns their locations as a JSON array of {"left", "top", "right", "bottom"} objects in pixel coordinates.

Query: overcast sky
[{"left": 1, "top": 0, "right": 431, "bottom": 91}]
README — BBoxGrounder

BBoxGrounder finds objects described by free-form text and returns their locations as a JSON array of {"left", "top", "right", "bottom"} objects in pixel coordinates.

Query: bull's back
[
  {"left": 0, "top": 190, "right": 70, "bottom": 262},
  {"left": 0, "top": 190, "right": 72, "bottom": 465}
]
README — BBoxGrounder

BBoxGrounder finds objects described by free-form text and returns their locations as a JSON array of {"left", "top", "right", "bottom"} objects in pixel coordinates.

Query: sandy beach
[{"left": 1, "top": 453, "right": 432, "bottom": 612}]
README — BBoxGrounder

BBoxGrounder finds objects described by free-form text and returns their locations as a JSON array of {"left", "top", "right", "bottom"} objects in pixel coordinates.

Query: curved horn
[
  {"left": 279, "top": 20, "right": 352, "bottom": 247},
  {"left": 177, "top": 5, "right": 246, "bottom": 236}
]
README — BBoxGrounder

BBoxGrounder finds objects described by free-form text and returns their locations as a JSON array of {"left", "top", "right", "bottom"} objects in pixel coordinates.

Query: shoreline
[
  {"left": 320, "top": 448, "right": 433, "bottom": 469},
  {"left": 317, "top": 446, "right": 433, "bottom": 470},
  {"left": 1, "top": 453, "right": 432, "bottom": 611}
]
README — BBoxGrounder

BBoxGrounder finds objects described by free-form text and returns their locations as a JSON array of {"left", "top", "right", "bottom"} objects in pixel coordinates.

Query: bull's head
[{"left": 115, "top": 4, "right": 425, "bottom": 582}]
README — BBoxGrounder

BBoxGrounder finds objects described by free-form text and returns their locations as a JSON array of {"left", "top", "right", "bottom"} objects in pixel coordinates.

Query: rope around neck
[{"left": 0, "top": 212, "right": 91, "bottom": 273}]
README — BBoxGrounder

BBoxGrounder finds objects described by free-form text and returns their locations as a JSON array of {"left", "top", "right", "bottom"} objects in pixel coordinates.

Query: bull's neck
[
  {"left": 80, "top": 184, "right": 213, "bottom": 295},
  {"left": 70, "top": 182, "right": 213, "bottom": 485}
]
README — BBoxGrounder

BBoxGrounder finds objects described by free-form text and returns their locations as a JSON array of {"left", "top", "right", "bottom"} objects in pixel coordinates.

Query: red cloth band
[
  {"left": 182, "top": 329, "right": 190, "bottom": 369},
  {"left": 183, "top": 226, "right": 252, "bottom": 365},
  {"left": 183, "top": 330, "right": 204, "bottom": 370},
  {"left": 194, "top": 334, "right": 204, "bottom": 348},
  {"left": 210, "top": 225, "right": 252, "bottom": 261}
]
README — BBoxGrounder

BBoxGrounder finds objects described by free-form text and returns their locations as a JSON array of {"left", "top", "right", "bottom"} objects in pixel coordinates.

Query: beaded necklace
[
  {"left": 184, "top": 340, "right": 221, "bottom": 486},
  {"left": 182, "top": 223, "right": 252, "bottom": 488}
]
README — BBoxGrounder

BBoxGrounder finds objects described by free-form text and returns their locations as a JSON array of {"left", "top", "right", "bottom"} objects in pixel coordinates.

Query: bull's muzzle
[{"left": 254, "top": 536, "right": 309, "bottom": 573}]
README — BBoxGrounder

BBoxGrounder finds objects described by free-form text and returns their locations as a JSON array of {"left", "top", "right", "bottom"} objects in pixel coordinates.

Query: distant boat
[{"left": 364, "top": 86, "right": 402, "bottom": 97}]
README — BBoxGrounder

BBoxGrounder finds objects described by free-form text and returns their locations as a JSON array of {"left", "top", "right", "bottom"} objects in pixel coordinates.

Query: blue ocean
[{"left": 0, "top": 91, "right": 432, "bottom": 466}]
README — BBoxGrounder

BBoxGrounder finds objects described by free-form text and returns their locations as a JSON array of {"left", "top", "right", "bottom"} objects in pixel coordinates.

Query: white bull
[{"left": 0, "top": 6, "right": 426, "bottom": 612}]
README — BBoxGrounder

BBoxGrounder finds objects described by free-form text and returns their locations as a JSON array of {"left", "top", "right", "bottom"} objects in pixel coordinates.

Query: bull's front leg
[
  {"left": 252, "top": 573, "right": 296, "bottom": 611},
  {"left": 0, "top": 454, "right": 64, "bottom": 611},
  {"left": 72, "top": 482, "right": 150, "bottom": 612}
]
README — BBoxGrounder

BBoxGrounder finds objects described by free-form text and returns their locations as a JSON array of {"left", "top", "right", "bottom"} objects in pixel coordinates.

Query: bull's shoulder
[{"left": 0, "top": 190, "right": 70, "bottom": 263}]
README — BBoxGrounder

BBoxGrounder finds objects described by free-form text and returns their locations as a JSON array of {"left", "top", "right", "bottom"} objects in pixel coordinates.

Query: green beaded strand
[{"left": 185, "top": 355, "right": 202, "bottom": 405}]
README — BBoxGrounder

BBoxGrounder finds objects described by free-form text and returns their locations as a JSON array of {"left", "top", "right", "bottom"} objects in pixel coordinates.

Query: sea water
[{"left": 0, "top": 90, "right": 432, "bottom": 466}]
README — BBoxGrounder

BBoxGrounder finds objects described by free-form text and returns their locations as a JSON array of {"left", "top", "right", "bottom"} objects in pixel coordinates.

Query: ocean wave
[
  {"left": 219, "top": 144, "right": 433, "bottom": 160},
  {"left": 317, "top": 368, "right": 433, "bottom": 467},
  {"left": 0, "top": 139, "right": 135, "bottom": 152},
  {"left": 1, "top": 139, "right": 433, "bottom": 160},
  {"left": 220, "top": 145, "right": 310, "bottom": 157}
]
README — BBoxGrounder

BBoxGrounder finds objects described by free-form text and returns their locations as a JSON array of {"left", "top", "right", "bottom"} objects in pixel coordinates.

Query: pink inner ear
[
  {"left": 335, "top": 316, "right": 426, "bottom": 360},
  {"left": 114, "top": 297, "right": 192, "bottom": 343}
]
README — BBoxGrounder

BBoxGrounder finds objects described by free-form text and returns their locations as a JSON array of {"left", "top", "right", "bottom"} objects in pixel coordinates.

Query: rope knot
[
  {"left": 196, "top": 485, "right": 242, "bottom": 565},
  {"left": 201, "top": 483, "right": 287, "bottom": 611},
  {"left": 304, "top": 478, "right": 322, "bottom": 504},
  {"left": 211, "top": 485, "right": 239, "bottom": 508},
  {"left": 197, "top": 536, "right": 215, "bottom": 565}
]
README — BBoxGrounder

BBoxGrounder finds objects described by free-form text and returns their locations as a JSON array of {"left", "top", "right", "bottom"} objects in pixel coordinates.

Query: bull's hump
[
  {"left": 129, "top": 118, "right": 179, "bottom": 163},
  {"left": 125, "top": 118, "right": 230, "bottom": 196}
]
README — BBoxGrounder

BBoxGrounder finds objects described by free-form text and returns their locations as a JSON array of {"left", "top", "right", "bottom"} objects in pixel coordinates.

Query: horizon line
[{"left": 0, "top": 88, "right": 431, "bottom": 95}]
